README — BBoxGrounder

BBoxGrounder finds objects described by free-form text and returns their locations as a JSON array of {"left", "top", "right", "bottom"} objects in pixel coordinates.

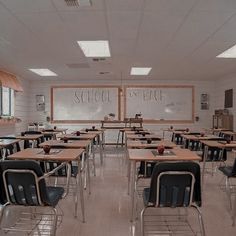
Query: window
[
  {"left": 0, "top": 87, "right": 15, "bottom": 116},
  {"left": 224, "top": 89, "right": 233, "bottom": 108}
]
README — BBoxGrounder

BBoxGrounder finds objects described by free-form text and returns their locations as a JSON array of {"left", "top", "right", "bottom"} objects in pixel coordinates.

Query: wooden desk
[
  {"left": 0, "top": 139, "right": 20, "bottom": 148},
  {"left": 160, "top": 128, "right": 186, "bottom": 139},
  {"left": 200, "top": 140, "right": 236, "bottom": 188},
  {"left": 124, "top": 130, "right": 150, "bottom": 135},
  {"left": 54, "top": 128, "right": 68, "bottom": 134},
  {"left": 128, "top": 148, "right": 201, "bottom": 221},
  {"left": 58, "top": 133, "right": 97, "bottom": 140},
  {"left": 81, "top": 129, "right": 106, "bottom": 152},
  {"left": 39, "top": 139, "right": 93, "bottom": 189},
  {"left": 0, "top": 139, "right": 20, "bottom": 159},
  {"left": 126, "top": 134, "right": 162, "bottom": 141},
  {"left": 220, "top": 131, "right": 236, "bottom": 141},
  {"left": 59, "top": 133, "right": 103, "bottom": 164},
  {"left": 201, "top": 140, "right": 236, "bottom": 149},
  {"left": 181, "top": 134, "right": 222, "bottom": 149},
  {"left": 15, "top": 134, "right": 44, "bottom": 148},
  {"left": 39, "top": 140, "right": 91, "bottom": 149},
  {"left": 127, "top": 140, "right": 176, "bottom": 149},
  {"left": 9, "top": 148, "right": 85, "bottom": 221}
]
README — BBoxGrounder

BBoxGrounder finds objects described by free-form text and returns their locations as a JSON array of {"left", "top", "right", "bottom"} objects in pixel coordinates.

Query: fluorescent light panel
[
  {"left": 29, "top": 69, "right": 57, "bottom": 76},
  {"left": 77, "top": 40, "right": 111, "bottom": 57},
  {"left": 130, "top": 67, "right": 152, "bottom": 75},
  {"left": 217, "top": 44, "right": 236, "bottom": 58}
]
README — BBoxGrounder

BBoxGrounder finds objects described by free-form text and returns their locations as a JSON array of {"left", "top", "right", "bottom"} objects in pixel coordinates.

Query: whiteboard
[
  {"left": 51, "top": 86, "right": 120, "bottom": 122},
  {"left": 125, "top": 86, "right": 194, "bottom": 122}
]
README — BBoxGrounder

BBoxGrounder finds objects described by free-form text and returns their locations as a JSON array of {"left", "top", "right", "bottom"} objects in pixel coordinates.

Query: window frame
[{"left": 0, "top": 87, "right": 14, "bottom": 117}]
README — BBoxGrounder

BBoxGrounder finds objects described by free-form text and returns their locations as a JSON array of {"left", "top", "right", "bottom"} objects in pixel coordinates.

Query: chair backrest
[
  {"left": 189, "top": 132, "right": 201, "bottom": 135},
  {"left": 24, "top": 131, "right": 42, "bottom": 135},
  {"left": 0, "top": 165, "right": 6, "bottom": 204},
  {"left": 0, "top": 160, "right": 50, "bottom": 206},
  {"left": 231, "top": 158, "right": 236, "bottom": 176},
  {"left": 148, "top": 162, "right": 201, "bottom": 207}
]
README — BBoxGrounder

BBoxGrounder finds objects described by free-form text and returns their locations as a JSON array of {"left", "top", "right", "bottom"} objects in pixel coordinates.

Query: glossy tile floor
[{"left": 1, "top": 146, "right": 236, "bottom": 235}]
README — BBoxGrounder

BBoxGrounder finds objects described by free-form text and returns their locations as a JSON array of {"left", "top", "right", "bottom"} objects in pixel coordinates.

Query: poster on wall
[
  {"left": 36, "top": 95, "right": 45, "bottom": 111},
  {"left": 200, "top": 93, "right": 209, "bottom": 110}
]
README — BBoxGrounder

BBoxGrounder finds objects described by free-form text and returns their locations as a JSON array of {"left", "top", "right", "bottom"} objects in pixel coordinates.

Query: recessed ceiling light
[
  {"left": 217, "top": 44, "right": 236, "bottom": 58},
  {"left": 29, "top": 69, "right": 57, "bottom": 76},
  {"left": 130, "top": 67, "right": 152, "bottom": 75},
  {"left": 77, "top": 40, "right": 111, "bottom": 57}
]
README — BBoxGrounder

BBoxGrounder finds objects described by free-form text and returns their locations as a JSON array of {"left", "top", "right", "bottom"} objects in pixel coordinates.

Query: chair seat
[
  {"left": 46, "top": 186, "right": 64, "bottom": 207},
  {"left": 219, "top": 166, "right": 235, "bottom": 177}
]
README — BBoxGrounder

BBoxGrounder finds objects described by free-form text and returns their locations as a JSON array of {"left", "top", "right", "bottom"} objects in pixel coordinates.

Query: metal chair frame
[
  {"left": 141, "top": 170, "right": 205, "bottom": 236},
  {"left": 0, "top": 162, "right": 66, "bottom": 236}
]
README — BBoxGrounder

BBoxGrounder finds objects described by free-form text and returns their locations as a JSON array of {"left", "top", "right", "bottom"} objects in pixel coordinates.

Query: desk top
[
  {"left": 9, "top": 148, "right": 84, "bottom": 161},
  {"left": 15, "top": 134, "right": 43, "bottom": 140},
  {"left": 0, "top": 139, "right": 20, "bottom": 148},
  {"left": 39, "top": 140, "right": 90, "bottom": 148},
  {"left": 124, "top": 130, "right": 150, "bottom": 135},
  {"left": 128, "top": 148, "right": 201, "bottom": 161},
  {"left": 81, "top": 128, "right": 105, "bottom": 133},
  {"left": 181, "top": 134, "right": 221, "bottom": 141},
  {"left": 220, "top": 131, "right": 236, "bottom": 135},
  {"left": 172, "top": 130, "right": 191, "bottom": 135},
  {"left": 126, "top": 134, "right": 162, "bottom": 140},
  {"left": 127, "top": 140, "right": 176, "bottom": 149},
  {"left": 57, "top": 133, "right": 97, "bottom": 140},
  {"left": 201, "top": 140, "right": 236, "bottom": 148}
]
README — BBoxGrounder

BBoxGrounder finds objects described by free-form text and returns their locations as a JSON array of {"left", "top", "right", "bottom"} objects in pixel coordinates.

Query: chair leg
[
  {"left": 140, "top": 207, "right": 147, "bottom": 236},
  {"left": 192, "top": 205, "right": 206, "bottom": 236},
  {"left": 121, "top": 131, "right": 124, "bottom": 147},
  {"left": 116, "top": 131, "right": 120, "bottom": 148},
  {"left": 52, "top": 208, "right": 58, "bottom": 236},
  {"left": 226, "top": 177, "right": 233, "bottom": 210}
]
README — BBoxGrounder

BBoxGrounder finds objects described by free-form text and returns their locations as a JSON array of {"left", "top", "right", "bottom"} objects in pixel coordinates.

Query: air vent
[
  {"left": 99, "top": 72, "right": 111, "bottom": 75},
  {"left": 66, "top": 63, "right": 90, "bottom": 69},
  {"left": 92, "top": 58, "right": 106, "bottom": 62},
  {"left": 64, "top": 0, "right": 92, "bottom": 7}
]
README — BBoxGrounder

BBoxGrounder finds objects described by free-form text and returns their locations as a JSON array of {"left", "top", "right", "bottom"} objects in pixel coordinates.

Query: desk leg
[
  {"left": 32, "top": 140, "right": 36, "bottom": 148},
  {"left": 99, "top": 135, "right": 103, "bottom": 165},
  {"left": 2, "top": 148, "right": 7, "bottom": 160},
  {"left": 76, "top": 160, "right": 85, "bottom": 222},
  {"left": 202, "top": 145, "right": 208, "bottom": 191},
  {"left": 102, "top": 132, "right": 105, "bottom": 149},
  {"left": 127, "top": 157, "right": 131, "bottom": 195},
  {"left": 63, "top": 163, "right": 71, "bottom": 198},
  {"left": 91, "top": 141, "right": 96, "bottom": 176},
  {"left": 86, "top": 146, "right": 91, "bottom": 194},
  {"left": 130, "top": 160, "right": 136, "bottom": 222}
]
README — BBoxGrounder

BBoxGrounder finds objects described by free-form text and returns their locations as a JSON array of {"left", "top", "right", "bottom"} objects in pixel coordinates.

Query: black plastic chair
[
  {"left": 218, "top": 157, "right": 236, "bottom": 225},
  {"left": 0, "top": 160, "right": 65, "bottom": 235},
  {"left": 171, "top": 133, "right": 183, "bottom": 145},
  {"left": 141, "top": 162, "right": 205, "bottom": 236}
]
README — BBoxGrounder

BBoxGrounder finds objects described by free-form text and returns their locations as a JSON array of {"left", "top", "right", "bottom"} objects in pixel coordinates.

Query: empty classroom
[{"left": 1, "top": 1, "right": 236, "bottom": 236}]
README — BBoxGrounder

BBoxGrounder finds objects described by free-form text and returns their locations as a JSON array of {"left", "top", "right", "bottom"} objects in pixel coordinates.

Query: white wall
[
  {"left": 215, "top": 74, "right": 236, "bottom": 129},
  {"left": 0, "top": 77, "right": 30, "bottom": 136},
  {"left": 28, "top": 79, "right": 216, "bottom": 141}
]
